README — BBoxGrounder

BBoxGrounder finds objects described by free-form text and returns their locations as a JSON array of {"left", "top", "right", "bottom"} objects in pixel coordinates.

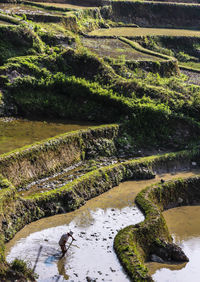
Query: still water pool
[
  {"left": 0, "top": 117, "right": 96, "bottom": 155},
  {"left": 149, "top": 205, "right": 200, "bottom": 282},
  {"left": 6, "top": 170, "right": 200, "bottom": 281}
]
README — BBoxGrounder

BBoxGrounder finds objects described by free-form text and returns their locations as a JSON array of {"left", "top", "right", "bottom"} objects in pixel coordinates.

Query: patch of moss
[
  {"left": 0, "top": 124, "right": 119, "bottom": 187},
  {"left": 0, "top": 25, "right": 44, "bottom": 65},
  {"left": 114, "top": 168, "right": 200, "bottom": 280}
]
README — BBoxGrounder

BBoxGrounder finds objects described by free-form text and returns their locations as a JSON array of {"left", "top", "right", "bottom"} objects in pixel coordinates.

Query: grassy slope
[
  {"left": 1, "top": 45, "right": 199, "bottom": 145},
  {"left": 0, "top": 25, "right": 44, "bottom": 65},
  {"left": 0, "top": 2, "right": 200, "bottom": 280}
]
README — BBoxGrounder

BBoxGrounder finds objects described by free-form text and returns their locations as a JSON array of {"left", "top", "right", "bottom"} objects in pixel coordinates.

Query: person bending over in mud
[{"left": 59, "top": 231, "right": 75, "bottom": 256}]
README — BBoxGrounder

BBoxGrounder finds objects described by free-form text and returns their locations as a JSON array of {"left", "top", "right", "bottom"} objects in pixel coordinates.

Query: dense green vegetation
[
  {"left": 1, "top": 45, "right": 199, "bottom": 146},
  {"left": 136, "top": 36, "right": 200, "bottom": 71},
  {"left": 0, "top": 0, "right": 200, "bottom": 280},
  {"left": 0, "top": 17, "right": 198, "bottom": 149},
  {"left": 115, "top": 172, "right": 200, "bottom": 281},
  {"left": 0, "top": 138, "right": 199, "bottom": 280},
  {"left": 0, "top": 25, "right": 44, "bottom": 65}
]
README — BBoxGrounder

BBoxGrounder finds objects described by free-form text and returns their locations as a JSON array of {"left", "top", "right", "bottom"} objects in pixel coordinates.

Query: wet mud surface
[
  {"left": 19, "top": 157, "right": 119, "bottom": 197},
  {"left": 6, "top": 170, "right": 200, "bottom": 281},
  {"left": 81, "top": 38, "right": 162, "bottom": 61},
  {"left": 0, "top": 3, "right": 62, "bottom": 15},
  {"left": 181, "top": 69, "right": 200, "bottom": 86},
  {"left": 148, "top": 206, "right": 200, "bottom": 282},
  {"left": 0, "top": 117, "right": 96, "bottom": 155}
]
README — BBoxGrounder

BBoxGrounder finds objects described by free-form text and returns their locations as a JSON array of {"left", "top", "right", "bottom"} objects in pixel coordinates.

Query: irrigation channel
[
  {"left": 6, "top": 170, "right": 200, "bottom": 281},
  {"left": 0, "top": 118, "right": 96, "bottom": 155}
]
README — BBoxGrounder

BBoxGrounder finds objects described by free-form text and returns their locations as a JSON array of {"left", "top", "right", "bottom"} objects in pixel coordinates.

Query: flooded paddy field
[
  {"left": 19, "top": 157, "right": 119, "bottom": 197},
  {"left": 0, "top": 117, "right": 96, "bottom": 155},
  {"left": 148, "top": 206, "right": 200, "bottom": 282},
  {"left": 6, "top": 170, "right": 200, "bottom": 281},
  {"left": 0, "top": 3, "right": 63, "bottom": 16},
  {"left": 35, "top": 2, "right": 95, "bottom": 10},
  {"left": 81, "top": 38, "right": 164, "bottom": 61},
  {"left": 89, "top": 27, "right": 200, "bottom": 38}
]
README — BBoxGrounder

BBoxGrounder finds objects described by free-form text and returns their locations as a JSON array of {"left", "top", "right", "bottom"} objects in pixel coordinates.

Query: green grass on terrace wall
[
  {"left": 0, "top": 146, "right": 200, "bottom": 278},
  {"left": 0, "top": 124, "right": 119, "bottom": 187}
]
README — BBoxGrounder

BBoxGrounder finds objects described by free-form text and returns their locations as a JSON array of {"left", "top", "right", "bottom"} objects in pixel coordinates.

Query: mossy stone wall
[
  {"left": 0, "top": 124, "right": 119, "bottom": 187},
  {"left": 1, "top": 147, "right": 199, "bottom": 243},
  {"left": 114, "top": 158, "right": 200, "bottom": 281},
  {"left": 0, "top": 137, "right": 200, "bottom": 280}
]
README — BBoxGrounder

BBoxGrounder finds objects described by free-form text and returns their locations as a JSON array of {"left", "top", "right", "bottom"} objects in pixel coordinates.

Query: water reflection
[
  {"left": 6, "top": 171, "right": 200, "bottom": 281},
  {"left": 0, "top": 118, "right": 96, "bottom": 155},
  {"left": 149, "top": 206, "right": 200, "bottom": 282}
]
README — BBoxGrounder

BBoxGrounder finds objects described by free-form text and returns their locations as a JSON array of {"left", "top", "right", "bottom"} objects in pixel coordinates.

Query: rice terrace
[{"left": 1, "top": 0, "right": 200, "bottom": 281}]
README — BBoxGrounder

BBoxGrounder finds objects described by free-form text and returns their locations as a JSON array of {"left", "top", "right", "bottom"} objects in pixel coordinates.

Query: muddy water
[
  {"left": 148, "top": 206, "right": 200, "bottom": 282},
  {"left": 0, "top": 118, "right": 96, "bottom": 155},
  {"left": 6, "top": 170, "right": 200, "bottom": 281}
]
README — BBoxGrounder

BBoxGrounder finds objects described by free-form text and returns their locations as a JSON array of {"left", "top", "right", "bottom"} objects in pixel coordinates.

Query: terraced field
[
  {"left": 89, "top": 27, "right": 200, "bottom": 37},
  {"left": 0, "top": 0, "right": 200, "bottom": 281},
  {"left": 0, "top": 118, "right": 97, "bottom": 155},
  {"left": 142, "top": 0, "right": 200, "bottom": 3},
  {"left": 181, "top": 61, "right": 200, "bottom": 70},
  {"left": 0, "top": 20, "right": 13, "bottom": 25},
  {"left": 81, "top": 37, "right": 165, "bottom": 61},
  {"left": 0, "top": 3, "right": 62, "bottom": 15},
  {"left": 35, "top": 1, "right": 95, "bottom": 9}
]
